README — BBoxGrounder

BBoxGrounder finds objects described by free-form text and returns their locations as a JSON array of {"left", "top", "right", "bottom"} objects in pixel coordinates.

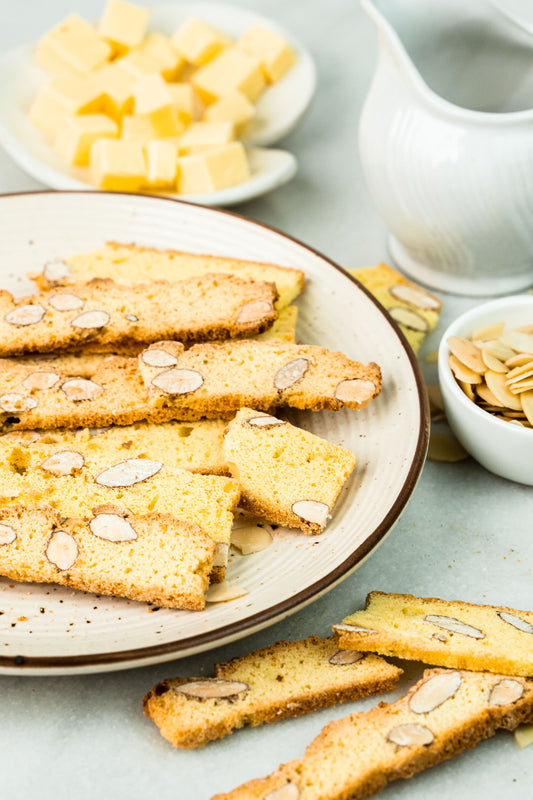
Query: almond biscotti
[
  {"left": 143, "top": 635, "right": 402, "bottom": 749},
  {"left": 0, "top": 455, "right": 240, "bottom": 582},
  {"left": 139, "top": 340, "right": 382, "bottom": 417},
  {"left": 0, "top": 504, "right": 215, "bottom": 610},
  {"left": 223, "top": 408, "right": 356, "bottom": 533},
  {"left": 30, "top": 242, "right": 306, "bottom": 311},
  {"left": 333, "top": 591, "right": 533, "bottom": 677},
  {"left": 0, "top": 342, "right": 381, "bottom": 431},
  {"left": 0, "top": 273, "right": 278, "bottom": 356},
  {"left": 212, "top": 668, "right": 533, "bottom": 800}
]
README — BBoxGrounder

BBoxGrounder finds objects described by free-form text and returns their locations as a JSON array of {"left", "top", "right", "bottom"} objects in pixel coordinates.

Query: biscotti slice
[
  {"left": 0, "top": 504, "right": 215, "bottom": 610},
  {"left": 332, "top": 591, "right": 533, "bottom": 677},
  {"left": 0, "top": 455, "right": 240, "bottom": 581},
  {"left": 350, "top": 263, "right": 442, "bottom": 355},
  {"left": 139, "top": 340, "right": 382, "bottom": 418},
  {"left": 1, "top": 419, "right": 229, "bottom": 476},
  {"left": 0, "top": 273, "right": 278, "bottom": 356},
  {"left": 223, "top": 408, "right": 356, "bottom": 534},
  {"left": 212, "top": 667, "right": 533, "bottom": 800},
  {"left": 31, "top": 242, "right": 306, "bottom": 311},
  {"left": 143, "top": 635, "right": 402, "bottom": 748}
]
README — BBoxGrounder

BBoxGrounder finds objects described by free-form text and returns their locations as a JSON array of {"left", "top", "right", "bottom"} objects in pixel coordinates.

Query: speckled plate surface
[{"left": 0, "top": 191, "right": 429, "bottom": 675}]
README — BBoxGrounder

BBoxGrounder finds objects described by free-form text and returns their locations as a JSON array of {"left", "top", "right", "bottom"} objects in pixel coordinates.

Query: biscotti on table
[
  {"left": 0, "top": 273, "right": 278, "bottom": 356},
  {"left": 0, "top": 340, "right": 382, "bottom": 431}
]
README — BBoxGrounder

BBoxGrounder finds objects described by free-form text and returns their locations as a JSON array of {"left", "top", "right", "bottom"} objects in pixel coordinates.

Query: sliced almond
[
  {"left": 427, "top": 433, "right": 468, "bottom": 462},
  {"left": 481, "top": 340, "right": 516, "bottom": 362},
  {"left": 236, "top": 300, "right": 273, "bottom": 324},
  {"left": 488, "top": 678, "right": 524, "bottom": 707},
  {"left": 206, "top": 581, "right": 247, "bottom": 603},
  {"left": 43, "top": 259, "right": 70, "bottom": 282},
  {"left": 476, "top": 383, "right": 505, "bottom": 407},
  {"left": 0, "top": 523, "right": 16, "bottom": 545},
  {"left": 5, "top": 304, "right": 46, "bottom": 326},
  {"left": 458, "top": 380, "right": 475, "bottom": 402},
  {"left": 448, "top": 336, "right": 485, "bottom": 373},
  {"left": 22, "top": 371, "right": 60, "bottom": 391},
  {"left": 89, "top": 513, "right": 137, "bottom": 542},
  {"left": 448, "top": 354, "right": 482, "bottom": 384},
  {"left": 61, "top": 378, "right": 104, "bottom": 402},
  {"left": 45, "top": 530, "right": 78, "bottom": 571},
  {"left": 245, "top": 415, "right": 286, "bottom": 429},
  {"left": 41, "top": 450, "right": 84, "bottom": 476},
  {"left": 507, "top": 378, "right": 533, "bottom": 395},
  {"left": 485, "top": 371, "right": 523, "bottom": 411},
  {"left": 386, "top": 723, "right": 434, "bottom": 747},
  {"left": 472, "top": 322, "right": 505, "bottom": 342},
  {"left": 176, "top": 679, "right": 248, "bottom": 700},
  {"left": 265, "top": 786, "right": 300, "bottom": 800},
  {"left": 506, "top": 353, "right": 533, "bottom": 369},
  {"left": 231, "top": 525, "right": 273, "bottom": 555},
  {"left": 141, "top": 349, "right": 178, "bottom": 368},
  {"left": 71, "top": 309, "right": 110, "bottom": 329},
  {"left": 389, "top": 306, "right": 428, "bottom": 332},
  {"left": 514, "top": 723, "right": 533, "bottom": 749},
  {"left": 481, "top": 349, "right": 507, "bottom": 373},
  {"left": 497, "top": 610, "right": 533, "bottom": 634},
  {"left": 0, "top": 393, "right": 38, "bottom": 413},
  {"left": 424, "top": 614, "right": 485, "bottom": 639},
  {"left": 274, "top": 358, "right": 309, "bottom": 390},
  {"left": 501, "top": 329, "right": 533, "bottom": 354},
  {"left": 291, "top": 499, "right": 329, "bottom": 530},
  {"left": 151, "top": 368, "right": 204, "bottom": 395},
  {"left": 95, "top": 458, "right": 163, "bottom": 487},
  {"left": 213, "top": 542, "right": 229, "bottom": 567},
  {"left": 329, "top": 650, "right": 364, "bottom": 665},
  {"left": 388, "top": 284, "right": 441, "bottom": 311},
  {"left": 431, "top": 632, "right": 448, "bottom": 642},
  {"left": 521, "top": 390, "right": 533, "bottom": 425},
  {"left": 48, "top": 293, "right": 84, "bottom": 311},
  {"left": 332, "top": 623, "right": 378, "bottom": 635},
  {"left": 126, "top": 314, "right": 139, "bottom": 322},
  {"left": 409, "top": 671, "right": 462, "bottom": 714},
  {"left": 504, "top": 362, "right": 533, "bottom": 382},
  {"left": 335, "top": 378, "right": 376, "bottom": 406}
]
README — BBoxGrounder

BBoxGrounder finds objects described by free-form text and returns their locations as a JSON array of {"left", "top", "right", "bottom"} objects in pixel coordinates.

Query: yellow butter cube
[
  {"left": 93, "top": 64, "right": 135, "bottom": 119},
  {"left": 177, "top": 141, "right": 250, "bottom": 194},
  {"left": 53, "top": 114, "right": 118, "bottom": 166},
  {"left": 35, "top": 14, "right": 111, "bottom": 75},
  {"left": 121, "top": 114, "right": 160, "bottom": 142},
  {"left": 90, "top": 138, "right": 146, "bottom": 190},
  {"left": 132, "top": 73, "right": 183, "bottom": 136},
  {"left": 237, "top": 24, "right": 297, "bottom": 83},
  {"left": 179, "top": 121, "right": 234, "bottom": 154},
  {"left": 114, "top": 50, "right": 162, "bottom": 79},
  {"left": 28, "top": 76, "right": 104, "bottom": 138},
  {"left": 192, "top": 47, "right": 266, "bottom": 104},
  {"left": 138, "top": 33, "right": 185, "bottom": 81},
  {"left": 144, "top": 140, "right": 178, "bottom": 187},
  {"left": 203, "top": 91, "right": 254, "bottom": 136},
  {"left": 167, "top": 83, "right": 195, "bottom": 125},
  {"left": 99, "top": 0, "right": 149, "bottom": 51},
  {"left": 172, "top": 18, "right": 232, "bottom": 66}
]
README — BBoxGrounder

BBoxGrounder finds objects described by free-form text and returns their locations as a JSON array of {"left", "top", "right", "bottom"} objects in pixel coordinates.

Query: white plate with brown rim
[{"left": 0, "top": 190, "right": 429, "bottom": 675}]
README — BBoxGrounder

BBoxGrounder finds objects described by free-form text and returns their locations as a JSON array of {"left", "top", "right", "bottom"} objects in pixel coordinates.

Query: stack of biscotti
[{"left": 0, "top": 243, "right": 381, "bottom": 609}]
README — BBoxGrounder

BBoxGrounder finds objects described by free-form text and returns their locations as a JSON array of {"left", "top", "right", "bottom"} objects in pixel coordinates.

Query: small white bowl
[{"left": 438, "top": 295, "right": 533, "bottom": 485}]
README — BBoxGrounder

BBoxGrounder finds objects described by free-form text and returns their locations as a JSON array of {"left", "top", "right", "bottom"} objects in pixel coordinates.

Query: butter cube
[
  {"left": 28, "top": 76, "right": 104, "bottom": 138},
  {"left": 93, "top": 64, "right": 135, "bottom": 119},
  {"left": 90, "top": 138, "right": 146, "bottom": 190},
  {"left": 132, "top": 73, "right": 183, "bottom": 136},
  {"left": 99, "top": 0, "right": 149, "bottom": 51},
  {"left": 121, "top": 114, "right": 161, "bottom": 142},
  {"left": 167, "top": 83, "right": 194, "bottom": 125},
  {"left": 144, "top": 140, "right": 178, "bottom": 187},
  {"left": 177, "top": 142, "right": 250, "bottom": 194},
  {"left": 35, "top": 14, "right": 112, "bottom": 75},
  {"left": 138, "top": 33, "right": 185, "bottom": 81},
  {"left": 203, "top": 91, "right": 254, "bottom": 136},
  {"left": 237, "top": 24, "right": 297, "bottom": 83},
  {"left": 114, "top": 50, "right": 162, "bottom": 79},
  {"left": 192, "top": 47, "right": 266, "bottom": 104},
  {"left": 53, "top": 114, "right": 118, "bottom": 166},
  {"left": 172, "top": 18, "right": 232, "bottom": 66},
  {"left": 179, "top": 121, "right": 234, "bottom": 154}
]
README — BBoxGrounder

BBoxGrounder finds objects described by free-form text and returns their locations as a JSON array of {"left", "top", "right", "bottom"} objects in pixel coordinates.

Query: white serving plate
[
  {"left": 0, "top": 191, "right": 428, "bottom": 675},
  {"left": 0, "top": 3, "right": 316, "bottom": 205}
]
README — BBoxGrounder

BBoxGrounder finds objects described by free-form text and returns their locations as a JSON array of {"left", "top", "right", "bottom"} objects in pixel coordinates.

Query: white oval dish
[
  {"left": 0, "top": 3, "right": 315, "bottom": 206},
  {"left": 0, "top": 191, "right": 428, "bottom": 675},
  {"left": 438, "top": 295, "right": 533, "bottom": 484}
]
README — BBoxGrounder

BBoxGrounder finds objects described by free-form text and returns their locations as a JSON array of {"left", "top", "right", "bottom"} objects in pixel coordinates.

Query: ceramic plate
[
  {"left": 0, "top": 3, "right": 315, "bottom": 206},
  {"left": 0, "top": 191, "right": 428, "bottom": 675}
]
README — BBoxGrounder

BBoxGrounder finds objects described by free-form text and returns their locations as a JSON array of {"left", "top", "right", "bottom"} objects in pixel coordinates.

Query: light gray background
[{"left": 0, "top": 1, "right": 531, "bottom": 798}]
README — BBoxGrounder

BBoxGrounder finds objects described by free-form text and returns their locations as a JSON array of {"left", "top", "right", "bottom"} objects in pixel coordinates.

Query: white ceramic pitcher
[{"left": 359, "top": 0, "right": 533, "bottom": 295}]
